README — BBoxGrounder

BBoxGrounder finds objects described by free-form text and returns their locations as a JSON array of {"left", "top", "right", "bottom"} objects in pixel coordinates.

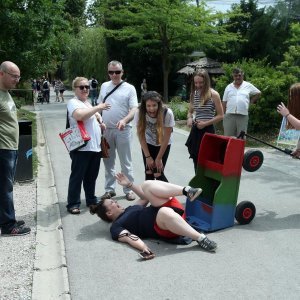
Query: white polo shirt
[{"left": 223, "top": 81, "right": 261, "bottom": 115}]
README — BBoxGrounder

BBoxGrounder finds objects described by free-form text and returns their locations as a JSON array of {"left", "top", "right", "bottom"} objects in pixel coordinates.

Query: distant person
[
  {"left": 180, "top": 84, "right": 187, "bottom": 101},
  {"left": 54, "top": 79, "right": 60, "bottom": 102},
  {"left": 89, "top": 76, "right": 98, "bottom": 106},
  {"left": 58, "top": 79, "right": 65, "bottom": 102},
  {"left": 0, "top": 61, "right": 31, "bottom": 236},
  {"left": 222, "top": 68, "right": 261, "bottom": 137},
  {"left": 42, "top": 78, "right": 50, "bottom": 104},
  {"left": 90, "top": 172, "right": 217, "bottom": 259},
  {"left": 32, "top": 79, "right": 37, "bottom": 101},
  {"left": 277, "top": 83, "right": 300, "bottom": 158},
  {"left": 185, "top": 70, "right": 223, "bottom": 172},
  {"left": 36, "top": 78, "right": 41, "bottom": 92},
  {"left": 134, "top": 91, "right": 175, "bottom": 182},
  {"left": 141, "top": 78, "right": 147, "bottom": 97},
  {"left": 66, "top": 77, "right": 111, "bottom": 214},
  {"left": 97, "top": 60, "right": 138, "bottom": 201}
]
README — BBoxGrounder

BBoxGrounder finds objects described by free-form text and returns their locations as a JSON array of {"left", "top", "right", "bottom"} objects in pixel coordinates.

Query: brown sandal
[{"left": 68, "top": 207, "right": 80, "bottom": 214}]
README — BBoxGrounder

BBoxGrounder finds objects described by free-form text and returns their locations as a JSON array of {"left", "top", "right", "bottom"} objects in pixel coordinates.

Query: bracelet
[
  {"left": 126, "top": 182, "right": 133, "bottom": 188},
  {"left": 286, "top": 113, "right": 290, "bottom": 118},
  {"left": 145, "top": 156, "right": 151, "bottom": 158}
]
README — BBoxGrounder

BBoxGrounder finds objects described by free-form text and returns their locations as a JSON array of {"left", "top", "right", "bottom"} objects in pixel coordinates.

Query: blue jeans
[
  {"left": 0, "top": 150, "right": 18, "bottom": 229},
  {"left": 66, "top": 151, "right": 101, "bottom": 209},
  {"left": 90, "top": 89, "right": 98, "bottom": 106}
]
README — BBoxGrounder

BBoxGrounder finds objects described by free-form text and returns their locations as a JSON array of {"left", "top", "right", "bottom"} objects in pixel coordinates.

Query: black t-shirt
[{"left": 110, "top": 205, "right": 160, "bottom": 240}]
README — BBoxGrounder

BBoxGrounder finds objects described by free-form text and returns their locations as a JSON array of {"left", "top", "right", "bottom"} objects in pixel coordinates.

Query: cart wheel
[
  {"left": 235, "top": 201, "right": 256, "bottom": 225},
  {"left": 243, "top": 150, "right": 264, "bottom": 172}
]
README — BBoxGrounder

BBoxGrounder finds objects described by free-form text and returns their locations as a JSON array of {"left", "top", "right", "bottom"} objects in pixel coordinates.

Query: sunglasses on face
[
  {"left": 108, "top": 70, "right": 122, "bottom": 75},
  {"left": 76, "top": 85, "right": 90, "bottom": 90}
]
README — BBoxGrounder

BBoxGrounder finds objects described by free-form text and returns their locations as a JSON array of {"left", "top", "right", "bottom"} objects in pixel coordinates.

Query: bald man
[{"left": 0, "top": 61, "right": 31, "bottom": 236}]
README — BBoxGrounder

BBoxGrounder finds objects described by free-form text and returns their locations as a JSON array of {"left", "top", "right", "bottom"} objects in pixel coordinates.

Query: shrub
[
  {"left": 168, "top": 96, "right": 189, "bottom": 120},
  {"left": 215, "top": 59, "right": 297, "bottom": 133}
]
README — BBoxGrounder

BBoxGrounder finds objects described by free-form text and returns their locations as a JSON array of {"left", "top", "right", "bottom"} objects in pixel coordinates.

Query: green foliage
[
  {"left": 0, "top": 0, "right": 75, "bottom": 79},
  {"left": 215, "top": 59, "right": 296, "bottom": 133},
  {"left": 168, "top": 96, "right": 189, "bottom": 120},
  {"left": 206, "top": 0, "right": 289, "bottom": 65},
  {"left": 278, "top": 23, "right": 300, "bottom": 80},
  {"left": 67, "top": 27, "right": 107, "bottom": 82},
  {"left": 92, "top": 0, "right": 240, "bottom": 101}
]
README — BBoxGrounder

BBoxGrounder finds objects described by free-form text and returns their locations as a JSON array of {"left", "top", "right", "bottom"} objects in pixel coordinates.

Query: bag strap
[
  {"left": 66, "top": 81, "right": 124, "bottom": 129},
  {"left": 103, "top": 81, "right": 124, "bottom": 103},
  {"left": 66, "top": 110, "right": 70, "bottom": 129}
]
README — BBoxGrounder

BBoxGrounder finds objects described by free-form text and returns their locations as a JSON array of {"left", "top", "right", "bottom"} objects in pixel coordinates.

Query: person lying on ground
[{"left": 90, "top": 173, "right": 217, "bottom": 259}]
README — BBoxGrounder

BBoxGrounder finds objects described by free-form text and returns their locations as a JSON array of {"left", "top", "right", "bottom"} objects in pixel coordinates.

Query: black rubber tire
[
  {"left": 243, "top": 150, "right": 264, "bottom": 172},
  {"left": 235, "top": 201, "right": 256, "bottom": 225}
]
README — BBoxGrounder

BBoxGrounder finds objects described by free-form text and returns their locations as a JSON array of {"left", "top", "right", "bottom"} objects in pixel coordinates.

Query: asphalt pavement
[{"left": 34, "top": 90, "right": 300, "bottom": 299}]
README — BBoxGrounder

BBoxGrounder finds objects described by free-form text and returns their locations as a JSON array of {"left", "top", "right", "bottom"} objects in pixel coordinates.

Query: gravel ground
[{"left": 0, "top": 181, "right": 36, "bottom": 300}]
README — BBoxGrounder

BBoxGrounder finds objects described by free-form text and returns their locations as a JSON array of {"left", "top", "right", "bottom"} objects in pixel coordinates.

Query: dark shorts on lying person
[{"left": 110, "top": 198, "right": 191, "bottom": 244}]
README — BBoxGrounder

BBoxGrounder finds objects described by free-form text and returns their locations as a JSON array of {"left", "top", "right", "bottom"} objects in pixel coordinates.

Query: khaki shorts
[{"left": 223, "top": 113, "right": 249, "bottom": 137}]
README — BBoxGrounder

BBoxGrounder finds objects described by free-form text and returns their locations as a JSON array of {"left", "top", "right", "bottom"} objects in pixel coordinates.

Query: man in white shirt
[
  {"left": 98, "top": 61, "right": 138, "bottom": 201},
  {"left": 222, "top": 68, "right": 261, "bottom": 137}
]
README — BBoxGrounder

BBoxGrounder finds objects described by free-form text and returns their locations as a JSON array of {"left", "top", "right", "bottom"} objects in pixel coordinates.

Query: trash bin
[{"left": 15, "top": 120, "right": 33, "bottom": 181}]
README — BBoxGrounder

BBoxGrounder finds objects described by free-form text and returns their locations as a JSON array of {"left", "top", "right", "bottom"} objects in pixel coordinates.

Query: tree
[
  {"left": 278, "top": 23, "right": 300, "bottom": 80},
  {"left": 92, "top": 0, "right": 239, "bottom": 101},
  {"left": 0, "top": 0, "right": 71, "bottom": 80},
  {"left": 206, "top": 0, "right": 289, "bottom": 65},
  {"left": 67, "top": 27, "right": 107, "bottom": 82}
]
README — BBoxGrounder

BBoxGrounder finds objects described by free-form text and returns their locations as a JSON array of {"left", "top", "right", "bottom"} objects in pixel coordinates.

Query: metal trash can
[{"left": 15, "top": 120, "right": 33, "bottom": 181}]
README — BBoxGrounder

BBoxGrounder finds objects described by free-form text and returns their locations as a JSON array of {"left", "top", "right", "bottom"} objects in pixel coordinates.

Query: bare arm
[
  {"left": 277, "top": 102, "right": 300, "bottom": 130},
  {"left": 155, "top": 127, "right": 172, "bottom": 170},
  {"left": 250, "top": 92, "right": 261, "bottom": 104},
  {"left": 187, "top": 96, "right": 194, "bottom": 127},
  {"left": 117, "top": 107, "right": 138, "bottom": 130},
  {"left": 138, "top": 133, "right": 155, "bottom": 171},
  {"left": 118, "top": 230, "right": 154, "bottom": 257},
  {"left": 72, "top": 103, "right": 111, "bottom": 121},
  {"left": 115, "top": 173, "right": 147, "bottom": 200}
]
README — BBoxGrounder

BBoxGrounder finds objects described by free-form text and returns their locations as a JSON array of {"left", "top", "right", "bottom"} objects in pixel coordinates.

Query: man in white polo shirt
[{"left": 222, "top": 68, "right": 261, "bottom": 137}]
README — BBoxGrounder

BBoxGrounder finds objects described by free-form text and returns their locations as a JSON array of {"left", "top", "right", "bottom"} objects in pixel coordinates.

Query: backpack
[
  {"left": 43, "top": 81, "right": 49, "bottom": 89},
  {"left": 91, "top": 79, "right": 97, "bottom": 89}
]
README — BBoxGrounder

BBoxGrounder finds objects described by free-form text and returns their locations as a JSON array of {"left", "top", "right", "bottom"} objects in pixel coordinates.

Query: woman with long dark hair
[{"left": 135, "top": 91, "right": 175, "bottom": 182}]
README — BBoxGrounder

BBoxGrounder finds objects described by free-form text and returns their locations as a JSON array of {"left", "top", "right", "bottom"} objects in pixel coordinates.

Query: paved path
[{"left": 36, "top": 91, "right": 300, "bottom": 299}]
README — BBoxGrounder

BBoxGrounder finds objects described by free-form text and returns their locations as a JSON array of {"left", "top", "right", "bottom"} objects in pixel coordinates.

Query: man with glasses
[
  {"left": 98, "top": 60, "right": 138, "bottom": 201},
  {"left": 222, "top": 68, "right": 261, "bottom": 137},
  {"left": 0, "top": 61, "right": 31, "bottom": 236}
]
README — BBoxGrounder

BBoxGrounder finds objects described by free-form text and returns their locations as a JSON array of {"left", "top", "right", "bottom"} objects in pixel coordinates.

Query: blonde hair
[
  {"left": 190, "top": 69, "right": 211, "bottom": 106},
  {"left": 72, "top": 77, "right": 88, "bottom": 89}
]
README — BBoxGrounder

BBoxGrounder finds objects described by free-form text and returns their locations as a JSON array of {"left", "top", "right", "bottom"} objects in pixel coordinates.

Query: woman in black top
[{"left": 90, "top": 173, "right": 217, "bottom": 259}]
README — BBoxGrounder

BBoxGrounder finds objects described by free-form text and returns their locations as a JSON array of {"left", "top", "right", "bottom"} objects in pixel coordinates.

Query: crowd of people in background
[{"left": 2, "top": 58, "right": 299, "bottom": 261}]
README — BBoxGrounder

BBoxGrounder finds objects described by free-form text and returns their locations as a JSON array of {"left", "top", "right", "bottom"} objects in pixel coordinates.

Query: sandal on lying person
[{"left": 68, "top": 207, "right": 81, "bottom": 214}]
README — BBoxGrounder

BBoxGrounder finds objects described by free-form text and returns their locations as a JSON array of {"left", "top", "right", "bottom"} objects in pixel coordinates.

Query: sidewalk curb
[{"left": 32, "top": 112, "right": 70, "bottom": 300}]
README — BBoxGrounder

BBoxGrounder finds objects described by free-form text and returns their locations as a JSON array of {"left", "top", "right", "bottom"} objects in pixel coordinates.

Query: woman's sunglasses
[{"left": 76, "top": 85, "right": 90, "bottom": 90}]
